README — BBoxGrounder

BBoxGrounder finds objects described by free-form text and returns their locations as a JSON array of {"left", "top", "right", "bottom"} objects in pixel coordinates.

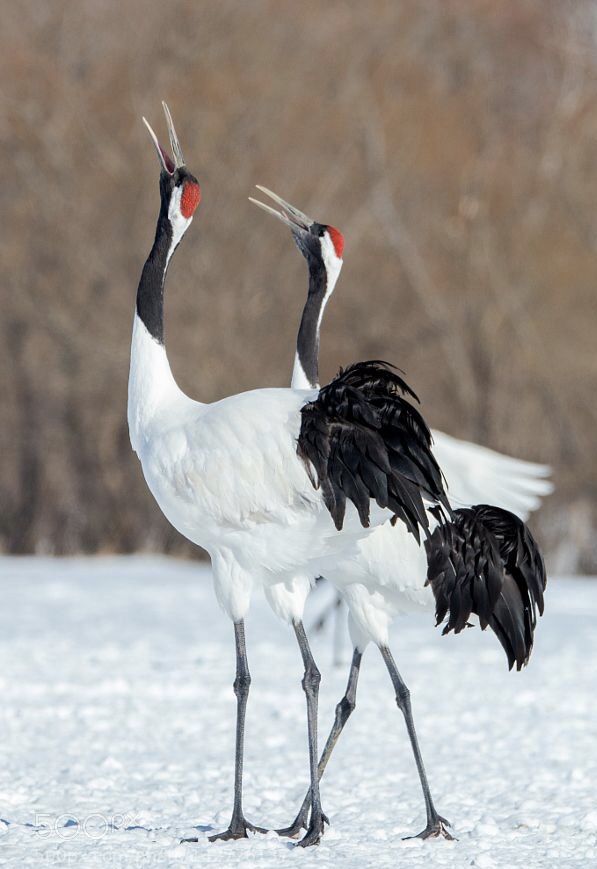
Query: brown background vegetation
[{"left": 1, "top": 1, "right": 596, "bottom": 570}]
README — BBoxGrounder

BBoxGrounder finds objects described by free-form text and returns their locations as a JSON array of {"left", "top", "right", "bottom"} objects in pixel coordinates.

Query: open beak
[
  {"left": 143, "top": 101, "right": 185, "bottom": 175},
  {"left": 249, "top": 186, "right": 314, "bottom": 234}
]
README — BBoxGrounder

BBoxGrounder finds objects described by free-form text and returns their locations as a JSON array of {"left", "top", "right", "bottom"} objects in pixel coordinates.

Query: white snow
[{"left": 0, "top": 556, "right": 595, "bottom": 868}]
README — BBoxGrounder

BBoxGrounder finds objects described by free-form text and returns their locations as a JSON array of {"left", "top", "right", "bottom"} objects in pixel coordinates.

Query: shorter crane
[{"left": 251, "top": 187, "right": 549, "bottom": 840}]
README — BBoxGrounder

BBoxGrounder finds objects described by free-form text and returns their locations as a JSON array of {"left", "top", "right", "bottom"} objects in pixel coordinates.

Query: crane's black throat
[
  {"left": 136, "top": 213, "right": 174, "bottom": 344},
  {"left": 296, "top": 260, "right": 328, "bottom": 389}
]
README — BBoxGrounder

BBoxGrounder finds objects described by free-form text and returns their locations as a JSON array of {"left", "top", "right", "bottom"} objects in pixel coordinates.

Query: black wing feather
[
  {"left": 297, "top": 361, "right": 450, "bottom": 536},
  {"left": 425, "top": 505, "right": 547, "bottom": 670}
]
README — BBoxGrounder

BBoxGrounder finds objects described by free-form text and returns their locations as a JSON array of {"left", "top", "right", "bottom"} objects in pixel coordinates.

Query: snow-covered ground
[{"left": 0, "top": 557, "right": 595, "bottom": 868}]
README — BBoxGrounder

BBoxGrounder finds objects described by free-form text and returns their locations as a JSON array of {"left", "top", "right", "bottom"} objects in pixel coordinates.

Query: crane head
[
  {"left": 249, "top": 186, "right": 344, "bottom": 270},
  {"left": 143, "top": 103, "right": 201, "bottom": 225}
]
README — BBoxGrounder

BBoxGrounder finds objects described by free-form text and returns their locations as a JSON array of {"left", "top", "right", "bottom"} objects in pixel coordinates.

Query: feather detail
[
  {"left": 425, "top": 505, "right": 547, "bottom": 670},
  {"left": 297, "top": 361, "right": 450, "bottom": 537}
]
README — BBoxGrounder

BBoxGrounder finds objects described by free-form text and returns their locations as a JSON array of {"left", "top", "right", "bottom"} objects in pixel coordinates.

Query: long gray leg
[
  {"left": 380, "top": 645, "right": 453, "bottom": 840},
  {"left": 204, "top": 621, "right": 266, "bottom": 842},
  {"left": 293, "top": 621, "right": 327, "bottom": 847},
  {"left": 277, "top": 648, "right": 362, "bottom": 838}
]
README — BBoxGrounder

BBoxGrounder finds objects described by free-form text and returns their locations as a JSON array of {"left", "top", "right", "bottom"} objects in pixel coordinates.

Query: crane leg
[
  {"left": 277, "top": 647, "right": 362, "bottom": 838},
  {"left": 380, "top": 645, "right": 454, "bottom": 840},
  {"left": 187, "top": 620, "right": 267, "bottom": 843},
  {"left": 292, "top": 621, "right": 328, "bottom": 847}
]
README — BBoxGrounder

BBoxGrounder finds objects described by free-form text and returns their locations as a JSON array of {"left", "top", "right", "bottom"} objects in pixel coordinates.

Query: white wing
[{"left": 431, "top": 430, "right": 553, "bottom": 520}]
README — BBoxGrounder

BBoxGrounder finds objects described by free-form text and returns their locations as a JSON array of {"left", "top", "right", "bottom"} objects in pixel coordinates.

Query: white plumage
[
  {"left": 129, "top": 315, "right": 371, "bottom": 621},
  {"left": 432, "top": 430, "right": 553, "bottom": 520}
]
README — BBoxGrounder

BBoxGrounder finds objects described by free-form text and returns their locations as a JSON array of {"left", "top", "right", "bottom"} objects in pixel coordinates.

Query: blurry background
[{"left": 1, "top": 0, "right": 595, "bottom": 570}]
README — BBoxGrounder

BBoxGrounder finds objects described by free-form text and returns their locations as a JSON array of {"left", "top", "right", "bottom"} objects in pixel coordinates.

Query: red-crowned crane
[
  {"left": 128, "top": 106, "right": 453, "bottom": 847},
  {"left": 250, "top": 187, "right": 549, "bottom": 840}
]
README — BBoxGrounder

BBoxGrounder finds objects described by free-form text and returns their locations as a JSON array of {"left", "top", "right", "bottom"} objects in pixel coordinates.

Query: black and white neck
[
  {"left": 247, "top": 186, "right": 344, "bottom": 390},
  {"left": 292, "top": 231, "right": 343, "bottom": 390},
  {"left": 135, "top": 176, "right": 195, "bottom": 345},
  {"left": 128, "top": 106, "right": 201, "bottom": 455}
]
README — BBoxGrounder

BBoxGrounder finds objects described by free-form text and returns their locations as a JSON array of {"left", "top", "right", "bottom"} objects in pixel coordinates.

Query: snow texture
[{"left": 0, "top": 556, "right": 595, "bottom": 868}]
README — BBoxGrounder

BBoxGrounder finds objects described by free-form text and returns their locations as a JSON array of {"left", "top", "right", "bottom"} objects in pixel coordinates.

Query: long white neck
[{"left": 128, "top": 314, "right": 186, "bottom": 453}]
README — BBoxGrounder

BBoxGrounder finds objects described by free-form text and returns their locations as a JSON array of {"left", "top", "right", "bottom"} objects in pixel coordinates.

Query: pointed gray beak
[
  {"left": 143, "top": 101, "right": 185, "bottom": 175},
  {"left": 249, "top": 185, "right": 314, "bottom": 233}
]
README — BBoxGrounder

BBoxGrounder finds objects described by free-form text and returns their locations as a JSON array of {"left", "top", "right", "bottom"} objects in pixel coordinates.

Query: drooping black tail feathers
[
  {"left": 297, "top": 361, "right": 450, "bottom": 540},
  {"left": 425, "top": 505, "right": 547, "bottom": 670}
]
